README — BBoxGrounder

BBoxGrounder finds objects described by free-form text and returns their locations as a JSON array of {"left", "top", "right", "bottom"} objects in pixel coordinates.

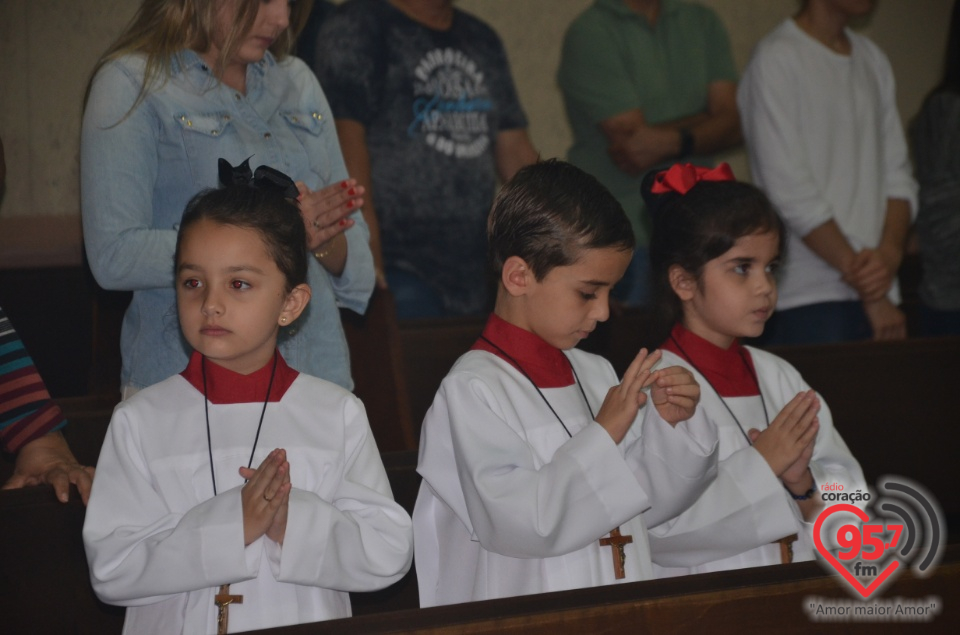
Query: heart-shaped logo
[{"left": 814, "top": 503, "right": 901, "bottom": 598}]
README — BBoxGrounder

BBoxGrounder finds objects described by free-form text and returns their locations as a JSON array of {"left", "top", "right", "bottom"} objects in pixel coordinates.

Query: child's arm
[
  {"left": 649, "top": 365, "right": 701, "bottom": 425},
  {"left": 237, "top": 449, "right": 291, "bottom": 546},
  {"left": 83, "top": 408, "right": 257, "bottom": 605},
  {"left": 265, "top": 396, "right": 412, "bottom": 591},
  {"left": 748, "top": 391, "right": 820, "bottom": 477},
  {"left": 594, "top": 348, "right": 661, "bottom": 442}
]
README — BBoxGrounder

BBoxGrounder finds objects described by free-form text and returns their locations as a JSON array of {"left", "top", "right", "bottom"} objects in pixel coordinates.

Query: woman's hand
[{"left": 297, "top": 179, "right": 363, "bottom": 252}]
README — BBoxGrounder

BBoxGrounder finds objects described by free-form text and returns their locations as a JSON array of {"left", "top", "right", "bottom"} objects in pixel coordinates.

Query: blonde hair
[{"left": 84, "top": 0, "right": 314, "bottom": 112}]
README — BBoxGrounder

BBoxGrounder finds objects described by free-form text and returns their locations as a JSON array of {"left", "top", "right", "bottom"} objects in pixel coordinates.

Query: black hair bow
[{"left": 217, "top": 157, "right": 299, "bottom": 199}]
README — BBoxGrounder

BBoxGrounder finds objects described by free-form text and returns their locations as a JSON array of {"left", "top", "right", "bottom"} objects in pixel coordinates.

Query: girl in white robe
[
  {"left": 413, "top": 160, "right": 719, "bottom": 607},
  {"left": 83, "top": 173, "right": 412, "bottom": 634},
  {"left": 640, "top": 163, "right": 866, "bottom": 576}
]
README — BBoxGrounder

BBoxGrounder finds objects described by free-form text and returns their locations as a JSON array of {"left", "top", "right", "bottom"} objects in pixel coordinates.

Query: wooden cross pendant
[
  {"left": 214, "top": 584, "right": 243, "bottom": 635},
  {"left": 775, "top": 533, "right": 799, "bottom": 564},
  {"left": 599, "top": 527, "right": 634, "bottom": 579}
]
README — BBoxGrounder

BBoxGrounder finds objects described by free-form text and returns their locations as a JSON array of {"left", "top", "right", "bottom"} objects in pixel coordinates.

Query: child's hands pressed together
[
  {"left": 239, "top": 449, "right": 292, "bottom": 547},
  {"left": 748, "top": 391, "right": 820, "bottom": 478},
  {"left": 595, "top": 348, "right": 661, "bottom": 443},
  {"left": 780, "top": 437, "right": 816, "bottom": 493},
  {"left": 649, "top": 366, "right": 701, "bottom": 426}
]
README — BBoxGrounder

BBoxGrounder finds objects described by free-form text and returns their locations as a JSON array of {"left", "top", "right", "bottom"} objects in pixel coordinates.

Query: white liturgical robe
[
  {"left": 83, "top": 352, "right": 413, "bottom": 634},
  {"left": 650, "top": 325, "right": 865, "bottom": 576},
  {"left": 413, "top": 315, "right": 719, "bottom": 606}
]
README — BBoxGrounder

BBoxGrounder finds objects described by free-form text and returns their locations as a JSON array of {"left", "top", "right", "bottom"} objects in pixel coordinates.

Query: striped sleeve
[{"left": 0, "top": 307, "right": 67, "bottom": 453}]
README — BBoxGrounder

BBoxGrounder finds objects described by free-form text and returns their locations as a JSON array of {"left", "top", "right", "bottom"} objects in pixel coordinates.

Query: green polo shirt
[{"left": 558, "top": 0, "right": 738, "bottom": 245}]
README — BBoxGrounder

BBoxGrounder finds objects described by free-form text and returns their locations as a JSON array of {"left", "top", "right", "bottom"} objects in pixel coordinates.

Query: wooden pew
[
  {"left": 255, "top": 544, "right": 960, "bottom": 634},
  {"left": 0, "top": 451, "right": 422, "bottom": 634},
  {"left": 4, "top": 477, "right": 956, "bottom": 634}
]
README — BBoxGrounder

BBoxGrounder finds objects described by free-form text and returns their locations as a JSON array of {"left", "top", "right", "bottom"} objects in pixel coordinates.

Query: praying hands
[{"left": 239, "top": 449, "right": 292, "bottom": 546}]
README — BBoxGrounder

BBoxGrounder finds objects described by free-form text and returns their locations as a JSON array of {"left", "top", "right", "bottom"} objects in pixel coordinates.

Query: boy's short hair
[{"left": 487, "top": 159, "right": 634, "bottom": 280}]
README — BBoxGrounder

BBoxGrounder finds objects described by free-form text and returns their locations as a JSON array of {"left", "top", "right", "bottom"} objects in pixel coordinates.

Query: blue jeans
[
  {"left": 757, "top": 301, "right": 872, "bottom": 346},
  {"left": 919, "top": 304, "right": 960, "bottom": 337},
  {"left": 386, "top": 268, "right": 446, "bottom": 320},
  {"left": 613, "top": 246, "right": 653, "bottom": 307}
]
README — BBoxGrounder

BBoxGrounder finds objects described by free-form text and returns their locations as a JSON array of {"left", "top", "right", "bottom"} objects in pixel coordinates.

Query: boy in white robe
[{"left": 413, "top": 159, "right": 719, "bottom": 607}]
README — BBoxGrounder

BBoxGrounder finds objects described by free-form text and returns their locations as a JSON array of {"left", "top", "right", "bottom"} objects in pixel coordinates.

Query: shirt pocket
[
  {"left": 280, "top": 109, "right": 336, "bottom": 184},
  {"left": 175, "top": 111, "right": 238, "bottom": 188}
]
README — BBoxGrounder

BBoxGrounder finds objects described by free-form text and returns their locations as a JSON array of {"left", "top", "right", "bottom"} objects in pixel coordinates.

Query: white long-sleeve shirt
[{"left": 738, "top": 19, "right": 917, "bottom": 310}]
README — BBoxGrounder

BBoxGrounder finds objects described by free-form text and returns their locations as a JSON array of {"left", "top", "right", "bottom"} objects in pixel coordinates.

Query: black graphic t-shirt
[{"left": 314, "top": 0, "right": 528, "bottom": 315}]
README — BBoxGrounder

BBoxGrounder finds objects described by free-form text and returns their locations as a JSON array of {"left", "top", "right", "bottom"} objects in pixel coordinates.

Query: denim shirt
[{"left": 81, "top": 51, "right": 374, "bottom": 390}]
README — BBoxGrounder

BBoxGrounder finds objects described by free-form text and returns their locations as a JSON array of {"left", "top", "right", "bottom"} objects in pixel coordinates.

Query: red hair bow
[{"left": 650, "top": 163, "right": 736, "bottom": 195}]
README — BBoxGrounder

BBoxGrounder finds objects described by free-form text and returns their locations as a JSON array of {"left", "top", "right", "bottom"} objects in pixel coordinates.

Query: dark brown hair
[{"left": 488, "top": 159, "right": 634, "bottom": 280}]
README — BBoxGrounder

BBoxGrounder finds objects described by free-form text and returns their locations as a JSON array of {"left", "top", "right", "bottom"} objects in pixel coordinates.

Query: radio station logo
[{"left": 805, "top": 476, "right": 945, "bottom": 623}]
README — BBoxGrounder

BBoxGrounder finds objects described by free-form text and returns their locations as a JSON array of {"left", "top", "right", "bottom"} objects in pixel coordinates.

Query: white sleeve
[
  {"left": 419, "top": 372, "right": 650, "bottom": 559},
  {"left": 83, "top": 408, "right": 256, "bottom": 606},
  {"left": 647, "top": 445, "right": 798, "bottom": 567},
  {"left": 622, "top": 401, "right": 719, "bottom": 528},
  {"left": 738, "top": 46, "right": 835, "bottom": 237},
  {"left": 270, "top": 396, "right": 413, "bottom": 591},
  {"left": 874, "top": 49, "right": 918, "bottom": 215}
]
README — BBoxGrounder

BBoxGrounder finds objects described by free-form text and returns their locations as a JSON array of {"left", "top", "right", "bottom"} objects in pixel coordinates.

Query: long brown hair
[{"left": 84, "top": 0, "right": 314, "bottom": 113}]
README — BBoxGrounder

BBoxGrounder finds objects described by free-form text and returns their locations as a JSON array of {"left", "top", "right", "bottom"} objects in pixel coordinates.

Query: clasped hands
[
  {"left": 296, "top": 179, "right": 364, "bottom": 253},
  {"left": 595, "top": 349, "right": 701, "bottom": 444},
  {"left": 844, "top": 245, "right": 906, "bottom": 340},
  {"left": 239, "top": 449, "right": 291, "bottom": 547}
]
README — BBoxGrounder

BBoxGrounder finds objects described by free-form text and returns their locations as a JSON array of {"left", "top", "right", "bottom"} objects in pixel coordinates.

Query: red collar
[
  {"left": 470, "top": 314, "right": 574, "bottom": 388},
  {"left": 180, "top": 350, "right": 299, "bottom": 404},
  {"left": 661, "top": 323, "right": 759, "bottom": 397}
]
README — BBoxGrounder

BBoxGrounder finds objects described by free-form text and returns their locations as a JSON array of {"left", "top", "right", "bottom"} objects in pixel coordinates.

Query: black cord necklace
[
  {"left": 669, "top": 334, "right": 769, "bottom": 446},
  {"left": 479, "top": 335, "right": 595, "bottom": 438},
  {"left": 202, "top": 351, "right": 278, "bottom": 496}
]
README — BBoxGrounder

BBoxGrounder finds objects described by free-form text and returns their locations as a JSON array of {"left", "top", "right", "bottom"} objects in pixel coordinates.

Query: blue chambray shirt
[{"left": 81, "top": 50, "right": 374, "bottom": 391}]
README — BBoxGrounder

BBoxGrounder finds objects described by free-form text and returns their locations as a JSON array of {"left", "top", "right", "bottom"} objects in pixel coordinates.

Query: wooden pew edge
[{"left": 259, "top": 544, "right": 960, "bottom": 634}]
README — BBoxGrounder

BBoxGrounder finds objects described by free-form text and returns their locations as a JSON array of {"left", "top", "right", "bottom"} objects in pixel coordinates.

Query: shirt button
[
  {"left": 312, "top": 112, "right": 321, "bottom": 121},
  {"left": 234, "top": 93, "right": 242, "bottom": 101},
  {"left": 263, "top": 132, "right": 272, "bottom": 139}
]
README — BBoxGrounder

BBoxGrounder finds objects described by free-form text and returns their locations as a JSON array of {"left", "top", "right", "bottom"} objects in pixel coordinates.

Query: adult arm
[
  {"left": 605, "top": 80, "right": 742, "bottom": 176},
  {"left": 4, "top": 433, "right": 95, "bottom": 504},
  {"left": 494, "top": 128, "right": 539, "bottom": 183},
  {"left": 335, "top": 118, "right": 387, "bottom": 287},
  {"left": 81, "top": 61, "right": 176, "bottom": 292},
  {"left": 301, "top": 69, "right": 376, "bottom": 310},
  {"left": 0, "top": 307, "right": 93, "bottom": 502}
]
